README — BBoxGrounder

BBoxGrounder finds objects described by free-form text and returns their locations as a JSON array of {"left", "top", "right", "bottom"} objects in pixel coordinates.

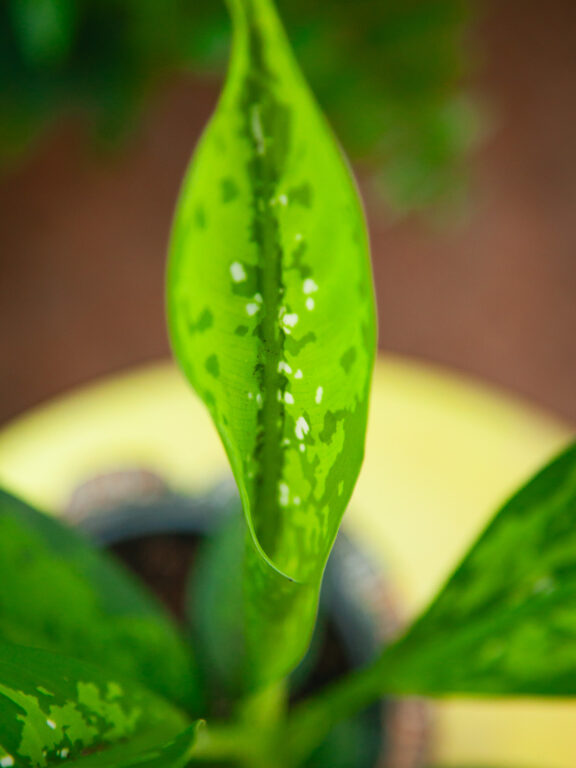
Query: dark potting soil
[{"left": 111, "top": 533, "right": 199, "bottom": 622}]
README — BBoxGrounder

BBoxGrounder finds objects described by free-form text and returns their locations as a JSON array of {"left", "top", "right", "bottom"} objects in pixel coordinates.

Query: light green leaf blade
[
  {"left": 0, "top": 640, "right": 192, "bottom": 768},
  {"left": 0, "top": 488, "right": 198, "bottom": 713},
  {"left": 168, "top": 0, "right": 376, "bottom": 685},
  {"left": 377, "top": 440, "right": 576, "bottom": 696}
]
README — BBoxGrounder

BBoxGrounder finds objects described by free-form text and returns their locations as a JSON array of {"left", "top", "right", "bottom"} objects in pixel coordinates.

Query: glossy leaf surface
[
  {"left": 0, "top": 641, "right": 192, "bottom": 768},
  {"left": 168, "top": 0, "right": 376, "bottom": 685},
  {"left": 0, "top": 489, "right": 198, "bottom": 712},
  {"left": 286, "top": 442, "right": 576, "bottom": 764},
  {"left": 378, "top": 441, "right": 576, "bottom": 695}
]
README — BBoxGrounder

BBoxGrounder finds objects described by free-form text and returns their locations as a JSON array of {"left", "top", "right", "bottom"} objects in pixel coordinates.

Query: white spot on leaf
[
  {"left": 283, "top": 313, "right": 299, "bottom": 328},
  {"left": 303, "top": 278, "right": 318, "bottom": 294},
  {"left": 246, "top": 303, "right": 260, "bottom": 316},
  {"left": 279, "top": 482, "right": 290, "bottom": 507},
  {"left": 306, "top": 297, "right": 315, "bottom": 311},
  {"left": 278, "top": 361, "right": 292, "bottom": 374},
  {"left": 251, "top": 106, "right": 266, "bottom": 155},
  {"left": 284, "top": 392, "right": 294, "bottom": 405},
  {"left": 315, "top": 386, "right": 324, "bottom": 404},
  {"left": 1, "top": 757, "right": 14, "bottom": 767},
  {"left": 295, "top": 417, "right": 310, "bottom": 440},
  {"left": 46, "top": 719, "right": 56, "bottom": 730},
  {"left": 533, "top": 576, "right": 555, "bottom": 594},
  {"left": 230, "top": 262, "right": 246, "bottom": 282},
  {"left": 295, "top": 369, "right": 303, "bottom": 379}
]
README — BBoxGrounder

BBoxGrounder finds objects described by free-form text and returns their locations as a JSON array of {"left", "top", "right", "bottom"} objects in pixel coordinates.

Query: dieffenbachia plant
[
  {"left": 4, "top": 0, "right": 576, "bottom": 766},
  {"left": 168, "top": 0, "right": 376, "bottom": 687},
  {"left": 5, "top": 441, "right": 576, "bottom": 765}
]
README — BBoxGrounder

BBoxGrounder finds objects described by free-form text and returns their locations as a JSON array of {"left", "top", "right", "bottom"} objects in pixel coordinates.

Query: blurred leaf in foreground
[
  {"left": 380, "top": 441, "right": 576, "bottom": 695},
  {"left": 287, "top": 442, "right": 576, "bottom": 762},
  {"left": 0, "top": 488, "right": 199, "bottom": 712},
  {"left": 0, "top": 640, "right": 194, "bottom": 768}
]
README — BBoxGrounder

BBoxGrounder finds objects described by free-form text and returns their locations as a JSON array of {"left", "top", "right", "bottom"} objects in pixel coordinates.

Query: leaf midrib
[{"left": 239, "top": 20, "right": 288, "bottom": 564}]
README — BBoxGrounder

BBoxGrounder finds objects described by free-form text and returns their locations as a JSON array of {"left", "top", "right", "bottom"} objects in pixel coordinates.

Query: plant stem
[
  {"left": 193, "top": 727, "right": 287, "bottom": 768},
  {"left": 239, "top": 679, "right": 287, "bottom": 729},
  {"left": 191, "top": 722, "right": 254, "bottom": 763},
  {"left": 285, "top": 659, "right": 386, "bottom": 765},
  {"left": 191, "top": 721, "right": 278, "bottom": 767},
  {"left": 190, "top": 682, "right": 289, "bottom": 766}
]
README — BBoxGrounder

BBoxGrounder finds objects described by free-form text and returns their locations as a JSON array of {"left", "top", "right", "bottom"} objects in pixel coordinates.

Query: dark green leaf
[
  {"left": 378, "top": 441, "right": 576, "bottom": 695},
  {"left": 286, "top": 443, "right": 576, "bottom": 764},
  {"left": 69, "top": 725, "right": 199, "bottom": 768},
  {"left": 168, "top": 0, "right": 376, "bottom": 687},
  {"left": 0, "top": 488, "right": 198, "bottom": 712},
  {"left": 9, "top": 0, "right": 77, "bottom": 67},
  {"left": 0, "top": 641, "right": 193, "bottom": 768},
  {"left": 187, "top": 513, "right": 246, "bottom": 699}
]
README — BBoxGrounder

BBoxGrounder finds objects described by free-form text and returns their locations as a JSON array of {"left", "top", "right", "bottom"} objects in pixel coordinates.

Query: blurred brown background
[{"left": 1, "top": 0, "right": 576, "bottom": 427}]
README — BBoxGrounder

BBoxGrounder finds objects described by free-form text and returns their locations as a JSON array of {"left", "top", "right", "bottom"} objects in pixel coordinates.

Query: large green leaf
[
  {"left": 0, "top": 488, "right": 198, "bottom": 713},
  {"left": 186, "top": 512, "right": 247, "bottom": 699},
  {"left": 286, "top": 442, "right": 576, "bottom": 763},
  {"left": 168, "top": 0, "right": 376, "bottom": 686},
  {"left": 0, "top": 640, "right": 194, "bottom": 768},
  {"left": 377, "top": 440, "right": 576, "bottom": 696}
]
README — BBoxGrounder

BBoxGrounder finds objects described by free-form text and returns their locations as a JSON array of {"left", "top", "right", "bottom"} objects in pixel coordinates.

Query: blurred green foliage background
[{"left": 0, "top": 0, "right": 474, "bottom": 212}]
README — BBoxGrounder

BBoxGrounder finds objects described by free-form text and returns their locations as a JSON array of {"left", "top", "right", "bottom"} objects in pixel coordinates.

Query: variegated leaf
[{"left": 168, "top": 0, "right": 376, "bottom": 686}]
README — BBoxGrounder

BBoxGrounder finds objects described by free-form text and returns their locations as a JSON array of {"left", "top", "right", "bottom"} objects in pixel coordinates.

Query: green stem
[
  {"left": 191, "top": 722, "right": 254, "bottom": 763},
  {"left": 285, "top": 658, "right": 388, "bottom": 765},
  {"left": 190, "top": 682, "right": 289, "bottom": 766},
  {"left": 190, "top": 658, "right": 385, "bottom": 768},
  {"left": 239, "top": 679, "right": 287, "bottom": 728},
  {"left": 191, "top": 722, "right": 283, "bottom": 768}
]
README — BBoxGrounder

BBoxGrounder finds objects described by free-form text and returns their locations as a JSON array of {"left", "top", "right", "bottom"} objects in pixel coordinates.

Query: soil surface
[{"left": 111, "top": 534, "right": 199, "bottom": 621}]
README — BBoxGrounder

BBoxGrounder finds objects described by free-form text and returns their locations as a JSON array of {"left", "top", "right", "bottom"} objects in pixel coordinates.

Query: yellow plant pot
[{"left": 0, "top": 354, "right": 574, "bottom": 768}]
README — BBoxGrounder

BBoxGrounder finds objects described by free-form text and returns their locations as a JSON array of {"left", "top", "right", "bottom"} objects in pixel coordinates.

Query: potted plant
[{"left": 1, "top": 1, "right": 576, "bottom": 766}]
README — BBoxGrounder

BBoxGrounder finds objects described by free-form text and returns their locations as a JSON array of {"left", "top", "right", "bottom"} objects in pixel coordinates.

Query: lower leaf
[
  {"left": 286, "top": 442, "right": 576, "bottom": 763},
  {"left": 69, "top": 725, "right": 199, "bottom": 767},
  {"left": 0, "top": 641, "right": 192, "bottom": 768},
  {"left": 380, "top": 441, "right": 576, "bottom": 696},
  {"left": 0, "top": 488, "right": 199, "bottom": 712}
]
